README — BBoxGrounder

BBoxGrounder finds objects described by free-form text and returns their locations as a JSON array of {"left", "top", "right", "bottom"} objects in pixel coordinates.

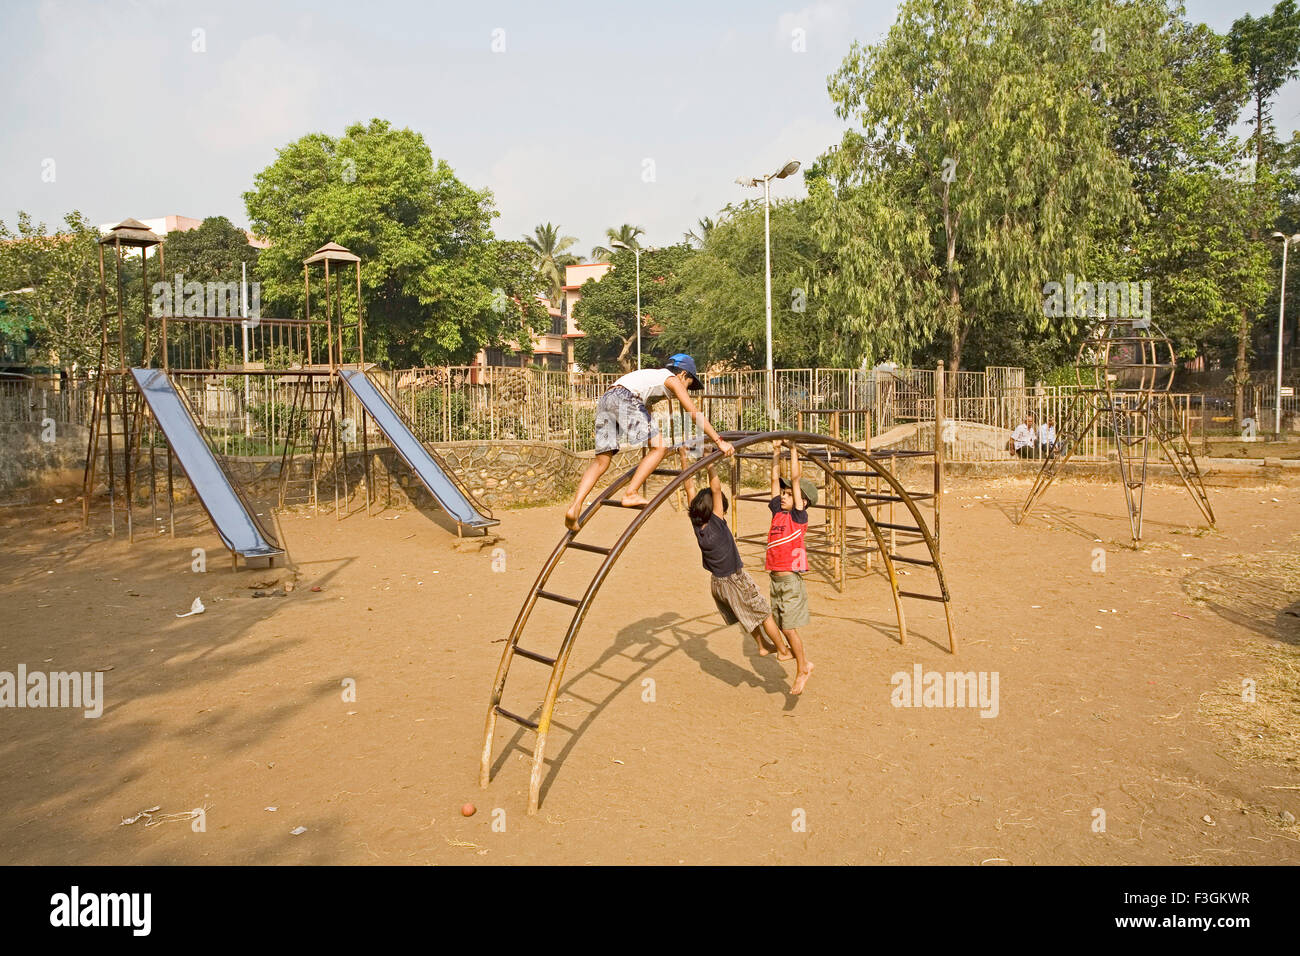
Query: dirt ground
[{"left": 1, "top": 472, "right": 1297, "bottom": 865}]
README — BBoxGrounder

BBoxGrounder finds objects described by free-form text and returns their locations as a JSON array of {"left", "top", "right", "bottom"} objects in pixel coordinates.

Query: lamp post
[
  {"left": 1270, "top": 231, "right": 1299, "bottom": 437},
  {"left": 736, "top": 159, "right": 800, "bottom": 421},
  {"left": 610, "top": 239, "right": 642, "bottom": 369}
]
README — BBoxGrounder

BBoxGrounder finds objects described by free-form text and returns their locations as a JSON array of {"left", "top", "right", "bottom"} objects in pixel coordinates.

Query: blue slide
[
  {"left": 339, "top": 369, "right": 498, "bottom": 532},
  {"left": 131, "top": 369, "right": 284, "bottom": 561}
]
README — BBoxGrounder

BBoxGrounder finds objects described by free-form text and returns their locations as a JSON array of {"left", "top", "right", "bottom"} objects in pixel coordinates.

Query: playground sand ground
[{"left": 1, "top": 475, "right": 1297, "bottom": 865}]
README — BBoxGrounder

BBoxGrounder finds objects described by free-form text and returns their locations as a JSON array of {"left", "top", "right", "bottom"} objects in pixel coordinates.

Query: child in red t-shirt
[{"left": 767, "top": 442, "right": 814, "bottom": 694}]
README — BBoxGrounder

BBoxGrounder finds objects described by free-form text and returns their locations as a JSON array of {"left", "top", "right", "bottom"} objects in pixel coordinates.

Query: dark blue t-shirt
[{"left": 694, "top": 513, "right": 742, "bottom": 577}]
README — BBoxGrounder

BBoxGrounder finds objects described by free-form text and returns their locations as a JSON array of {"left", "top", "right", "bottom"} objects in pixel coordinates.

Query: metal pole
[
  {"left": 1278, "top": 239, "right": 1289, "bottom": 437},
  {"left": 242, "top": 262, "right": 251, "bottom": 437},
  {"left": 763, "top": 175, "right": 774, "bottom": 423},
  {"left": 635, "top": 248, "right": 642, "bottom": 370}
]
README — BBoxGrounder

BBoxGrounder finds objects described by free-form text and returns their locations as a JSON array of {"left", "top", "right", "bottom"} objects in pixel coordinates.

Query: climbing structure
[
  {"left": 1018, "top": 319, "right": 1214, "bottom": 541},
  {"left": 480, "top": 430, "right": 954, "bottom": 814},
  {"left": 277, "top": 243, "right": 497, "bottom": 534},
  {"left": 82, "top": 219, "right": 286, "bottom": 568}
]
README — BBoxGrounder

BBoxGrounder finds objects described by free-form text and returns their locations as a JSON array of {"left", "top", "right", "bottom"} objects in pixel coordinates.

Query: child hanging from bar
[
  {"left": 767, "top": 441, "right": 814, "bottom": 694},
  {"left": 689, "top": 461, "right": 818, "bottom": 694},
  {"left": 564, "top": 353, "right": 733, "bottom": 531}
]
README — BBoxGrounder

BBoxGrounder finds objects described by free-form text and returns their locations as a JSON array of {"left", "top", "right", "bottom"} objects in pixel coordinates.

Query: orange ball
[{"left": 461, "top": 802, "right": 476, "bottom": 817}]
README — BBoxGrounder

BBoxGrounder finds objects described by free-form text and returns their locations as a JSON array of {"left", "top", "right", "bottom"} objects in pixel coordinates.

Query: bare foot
[
  {"left": 621, "top": 492, "right": 650, "bottom": 507},
  {"left": 563, "top": 508, "right": 580, "bottom": 532},
  {"left": 755, "top": 636, "right": 777, "bottom": 656},
  {"left": 777, "top": 649, "right": 794, "bottom": 662},
  {"left": 791, "top": 662, "right": 815, "bottom": 695}
]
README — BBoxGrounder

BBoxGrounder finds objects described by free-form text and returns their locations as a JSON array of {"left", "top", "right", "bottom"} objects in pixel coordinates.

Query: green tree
[
  {"left": 491, "top": 238, "right": 554, "bottom": 358},
  {"left": 244, "top": 118, "right": 546, "bottom": 366},
  {"left": 0, "top": 211, "right": 103, "bottom": 375},
  {"left": 161, "top": 216, "right": 260, "bottom": 288},
  {"left": 812, "top": 0, "right": 1143, "bottom": 370},
  {"left": 658, "top": 199, "right": 832, "bottom": 367},
  {"left": 1228, "top": 0, "right": 1300, "bottom": 178},
  {"left": 1074, "top": 10, "right": 1265, "bottom": 382},
  {"left": 591, "top": 223, "right": 644, "bottom": 262},
  {"left": 682, "top": 216, "right": 721, "bottom": 248},
  {"left": 524, "top": 222, "right": 579, "bottom": 306},
  {"left": 573, "top": 245, "right": 692, "bottom": 371},
  {"left": 1227, "top": 0, "right": 1300, "bottom": 420}
]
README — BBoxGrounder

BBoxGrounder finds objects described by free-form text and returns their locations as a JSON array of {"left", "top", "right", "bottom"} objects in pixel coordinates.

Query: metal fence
[
  {"left": 0, "top": 366, "right": 1264, "bottom": 463},
  {"left": 0, "top": 377, "right": 93, "bottom": 427}
]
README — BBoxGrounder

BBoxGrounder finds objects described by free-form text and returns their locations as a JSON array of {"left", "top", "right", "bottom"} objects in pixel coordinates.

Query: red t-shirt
[{"left": 765, "top": 497, "right": 808, "bottom": 572}]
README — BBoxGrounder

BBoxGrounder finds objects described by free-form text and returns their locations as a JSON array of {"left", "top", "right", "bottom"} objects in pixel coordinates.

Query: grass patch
[{"left": 1190, "top": 541, "right": 1300, "bottom": 781}]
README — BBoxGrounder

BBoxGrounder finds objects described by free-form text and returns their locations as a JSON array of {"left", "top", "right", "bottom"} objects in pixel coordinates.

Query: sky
[{"left": 2, "top": 0, "right": 1296, "bottom": 256}]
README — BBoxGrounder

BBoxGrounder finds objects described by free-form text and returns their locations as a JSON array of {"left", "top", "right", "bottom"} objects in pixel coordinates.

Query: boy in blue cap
[{"left": 564, "top": 354, "right": 734, "bottom": 531}]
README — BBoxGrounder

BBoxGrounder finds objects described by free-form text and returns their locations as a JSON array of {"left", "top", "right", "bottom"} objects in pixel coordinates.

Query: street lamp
[
  {"left": 736, "top": 158, "right": 801, "bottom": 420},
  {"left": 1270, "top": 231, "right": 1299, "bottom": 437},
  {"left": 610, "top": 239, "right": 643, "bottom": 369}
]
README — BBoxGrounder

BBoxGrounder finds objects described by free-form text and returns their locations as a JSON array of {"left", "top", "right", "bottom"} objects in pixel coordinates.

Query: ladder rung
[
  {"left": 512, "top": 646, "right": 557, "bottom": 666},
  {"left": 889, "top": 554, "right": 935, "bottom": 566},
  {"left": 537, "top": 589, "right": 582, "bottom": 607},
  {"left": 599, "top": 499, "right": 646, "bottom": 510},
  {"left": 876, "top": 521, "right": 922, "bottom": 532},
  {"left": 494, "top": 705, "right": 539, "bottom": 730},
  {"left": 838, "top": 469, "right": 882, "bottom": 477},
  {"left": 898, "top": 590, "right": 946, "bottom": 602},
  {"left": 566, "top": 540, "right": 611, "bottom": 556},
  {"left": 856, "top": 491, "right": 936, "bottom": 503},
  {"left": 652, "top": 468, "right": 682, "bottom": 476}
]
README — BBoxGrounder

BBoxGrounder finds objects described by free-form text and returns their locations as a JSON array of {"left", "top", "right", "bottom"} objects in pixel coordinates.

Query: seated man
[
  {"left": 1038, "top": 417, "right": 1058, "bottom": 458},
  {"left": 1006, "top": 416, "right": 1036, "bottom": 458}
]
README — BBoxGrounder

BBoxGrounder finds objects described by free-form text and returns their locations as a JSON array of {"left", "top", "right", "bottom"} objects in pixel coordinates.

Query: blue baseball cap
[{"left": 668, "top": 353, "right": 703, "bottom": 390}]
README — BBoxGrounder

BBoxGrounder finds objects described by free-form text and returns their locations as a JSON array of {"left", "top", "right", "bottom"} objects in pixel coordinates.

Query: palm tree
[
  {"left": 525, "top": 223, "right": 579, "bottom": 306},
  {"left": 683, "top": 216, "right": 717, "bottom": 248},
  {"left": 591, "top": 223, "right": 645, "bottom": 262}
]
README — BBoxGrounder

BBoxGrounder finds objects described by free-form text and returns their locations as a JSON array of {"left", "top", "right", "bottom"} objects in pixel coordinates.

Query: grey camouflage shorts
[{"left": 594, "top": 386, "right": 658, "bottom": 455}]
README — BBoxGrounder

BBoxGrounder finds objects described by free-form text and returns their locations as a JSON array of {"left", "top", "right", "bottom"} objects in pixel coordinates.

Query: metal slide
[
  {"left": 338, "top": 368, "right": 498, "bottom": 532},
  {"left": 130, "top": 368, "right": 284, "bottom": 561}
]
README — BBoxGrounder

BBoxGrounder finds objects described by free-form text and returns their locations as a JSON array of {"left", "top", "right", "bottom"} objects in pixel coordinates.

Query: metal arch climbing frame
[
  {"left": 1018, "top": 391, "right": 1215, "bottom": 540},
  {"left": 480, "top": 429, "right": 955, "bottom": 814}
]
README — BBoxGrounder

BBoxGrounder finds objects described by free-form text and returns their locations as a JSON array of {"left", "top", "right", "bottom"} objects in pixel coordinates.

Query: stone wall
[
  {"left": 0, "top": 422, "right": 89, "bottom": 492},
  {"left": 85, "top": 441, "right": 648, "bottom": 513},
  {"left": 435, "top": 441, "right": 642, "bottom": 509}
]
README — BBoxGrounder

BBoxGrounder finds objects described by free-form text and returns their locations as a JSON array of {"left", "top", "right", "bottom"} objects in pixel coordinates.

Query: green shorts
[{"left": 769, "top": 572, "right": 809, "bottom": 630}]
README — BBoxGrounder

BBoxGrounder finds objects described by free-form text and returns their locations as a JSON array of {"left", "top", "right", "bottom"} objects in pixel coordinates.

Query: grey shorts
[
  {"left": 594, "top": 386, "right": 659, "bottom": 455},
  {"left": 769, "top": 572, "right": 809, "bottom": 630},
  {"left": 710, "top": 570, "right": 771, "bottom": 635}
]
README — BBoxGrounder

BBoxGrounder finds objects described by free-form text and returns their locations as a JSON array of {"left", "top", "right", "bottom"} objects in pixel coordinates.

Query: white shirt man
[
  {"left": 1010, "top": 421, "right": 1035, "bottom": 452},
  {"left": 1038, "top": 420, "right": 1057, "bottom": 452}
]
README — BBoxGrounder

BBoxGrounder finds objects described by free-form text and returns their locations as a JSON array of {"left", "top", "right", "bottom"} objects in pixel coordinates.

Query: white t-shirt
[
  {"left": 614, "top": 368, "right": 674, "bottom": 405},
  {"left": 1011, "top": 424, "right": 1035, "bottom": 450},
  {"left": 1038, "top": 424, "right": 1056, "bottom": 446}
]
